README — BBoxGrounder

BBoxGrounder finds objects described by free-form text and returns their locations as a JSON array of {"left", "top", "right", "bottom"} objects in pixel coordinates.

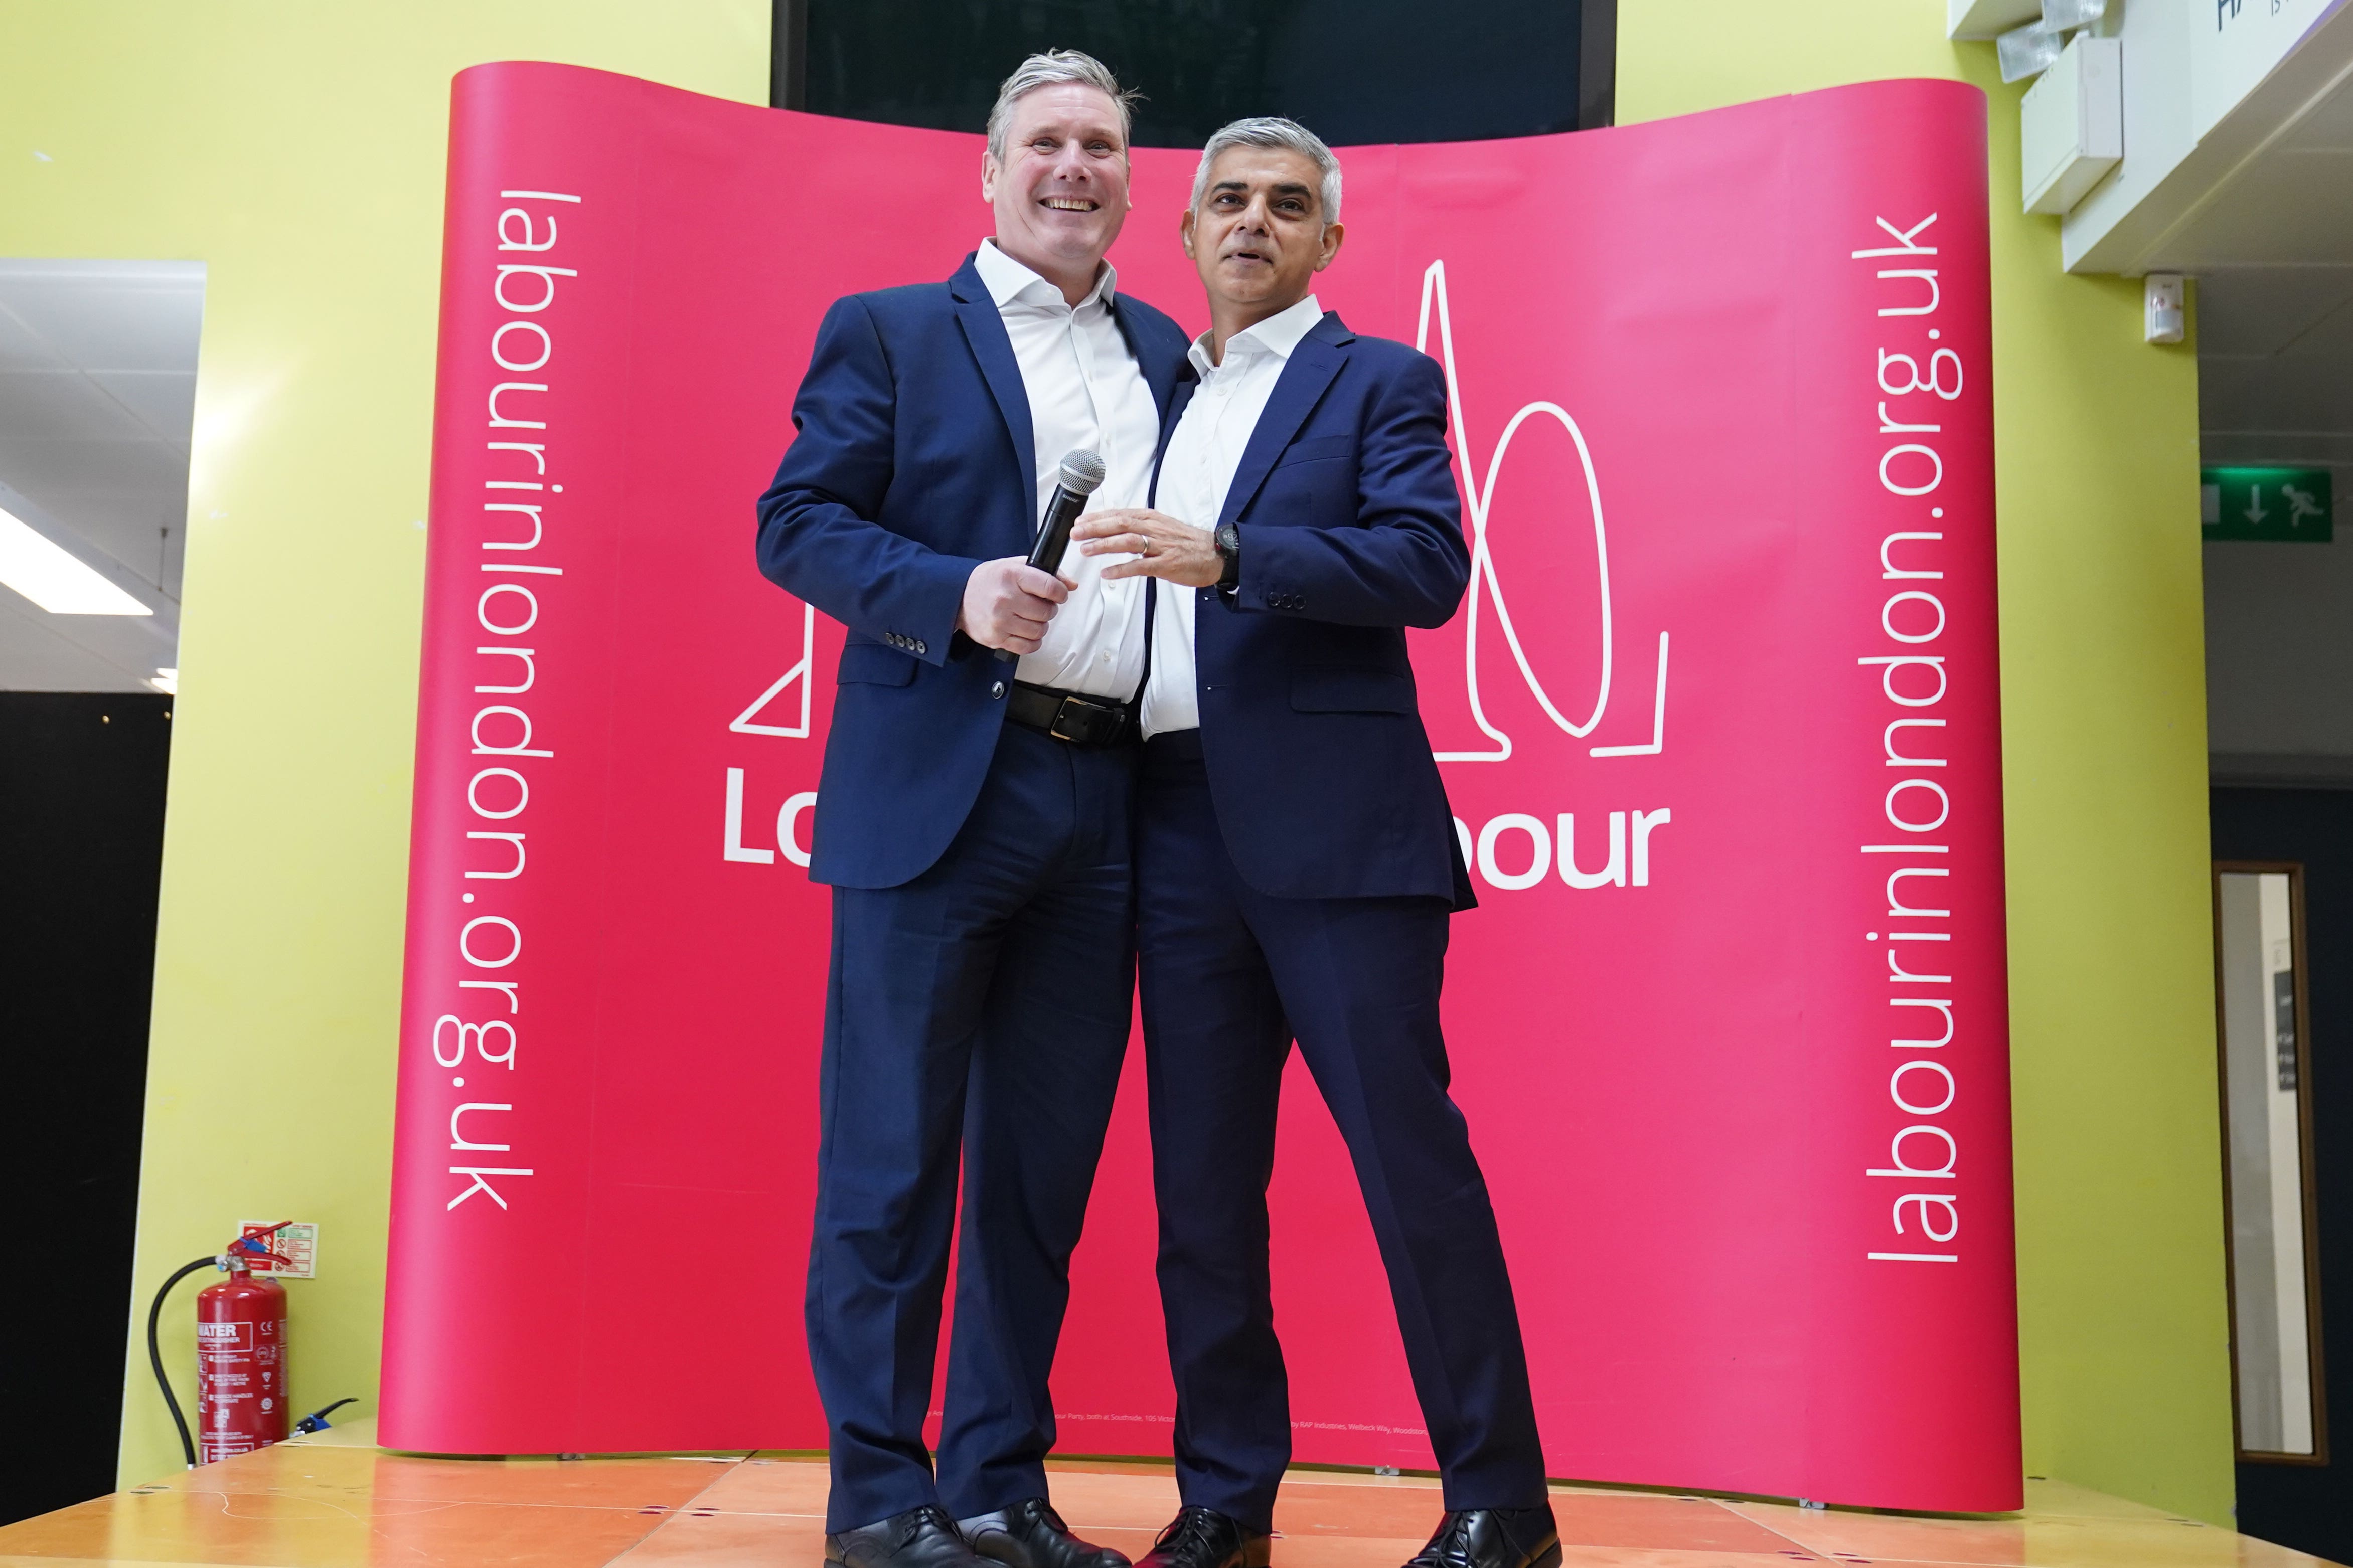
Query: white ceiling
[
  {"left": 0, "top": 259, "right": 201, "bottom": 692},
  {"left": 2191, "top": 52, "right": 2353, "bottom": 775},
  {"left": 2192, "top": 54, "right": 2353, "bottom": 488}
]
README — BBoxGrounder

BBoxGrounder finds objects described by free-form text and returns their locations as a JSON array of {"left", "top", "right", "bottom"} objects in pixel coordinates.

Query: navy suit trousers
[
  {"left": 806, "top": 721, "right": 1136, "bottom": 1531},
  {"left": 1136, "top": 730, "right": 1548, "bottom": 1533}
]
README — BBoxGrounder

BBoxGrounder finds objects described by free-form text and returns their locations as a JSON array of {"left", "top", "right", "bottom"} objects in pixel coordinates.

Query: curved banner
[{"left": 385, "top": 63, "right": 2016, "bottom": 1511}]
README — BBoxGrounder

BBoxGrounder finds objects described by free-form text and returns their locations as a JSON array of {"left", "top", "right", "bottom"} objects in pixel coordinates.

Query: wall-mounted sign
[
  {"left": 2194, "top": 0, "right": 2341, "bottom": 140},
  {"left": 2202, "top": 467, "right": 2334, "bottom": 542}
]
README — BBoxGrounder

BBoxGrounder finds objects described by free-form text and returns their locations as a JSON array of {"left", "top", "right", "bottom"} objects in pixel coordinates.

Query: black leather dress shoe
[
  {"left": 1137, "top": 1506, "right": 1271, "bottom": 1568},
  {"left": 827, "top": 1505, "right": 990, "bottom": 1568},
  {"left": 1401, "top": 1507, "right": 1561, "bottom": 1568},
  {"left": 959, "top": 1498, "right": 1132, "bottom": 1568}
]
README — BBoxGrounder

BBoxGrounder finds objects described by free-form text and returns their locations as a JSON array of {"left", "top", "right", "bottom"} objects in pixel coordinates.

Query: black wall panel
[
  {"left": 786, "top": 0, "right": 1610, "bottom": 144},
  {"left": 0, "top": 693, "right": 172, "bottom": 1523}
]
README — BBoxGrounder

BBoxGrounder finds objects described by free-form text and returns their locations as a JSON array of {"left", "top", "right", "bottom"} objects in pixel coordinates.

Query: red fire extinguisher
[
  {"left": 147, "top": 1222, "right": 303, "bottom": 1468},
  {"left": 195, "top": 1250, "right": 289, "bottom": 1463}
]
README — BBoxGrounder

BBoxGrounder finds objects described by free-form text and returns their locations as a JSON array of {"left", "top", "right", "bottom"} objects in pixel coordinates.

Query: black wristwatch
[{"left": 1213, "top": 521, "right": 1242, "bottom": 591}]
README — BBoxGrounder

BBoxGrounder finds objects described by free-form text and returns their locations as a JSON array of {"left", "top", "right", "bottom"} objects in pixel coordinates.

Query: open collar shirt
[
  {"left": 1141, "top": 293, "right": 1326, "bottom": 738},
  {"left": 972, "top": 238, "right": 1161, "bottom": 700}
]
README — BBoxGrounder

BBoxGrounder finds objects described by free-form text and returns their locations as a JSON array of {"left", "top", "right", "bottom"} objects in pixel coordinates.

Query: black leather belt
[{"left": 1005, "top": 681, "right": 1138, "bottom": 749}]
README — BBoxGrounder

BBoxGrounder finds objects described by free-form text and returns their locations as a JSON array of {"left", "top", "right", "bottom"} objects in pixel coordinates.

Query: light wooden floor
[{"left": 1, "top": 1422, "right": 2338, "bottom": 1568}]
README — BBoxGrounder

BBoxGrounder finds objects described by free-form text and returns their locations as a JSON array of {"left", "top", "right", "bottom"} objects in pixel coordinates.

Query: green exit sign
[{"left": 2204, "top": 467, "right": 2333, "bottom": 542}]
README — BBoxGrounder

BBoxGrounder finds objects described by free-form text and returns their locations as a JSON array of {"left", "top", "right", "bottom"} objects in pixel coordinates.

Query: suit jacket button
[
  {"left": 915, "top": 639, "right": 927, "bottom": 654},
  {"left": 991, "top": 681, "right": 1005, "bottom": 699}
]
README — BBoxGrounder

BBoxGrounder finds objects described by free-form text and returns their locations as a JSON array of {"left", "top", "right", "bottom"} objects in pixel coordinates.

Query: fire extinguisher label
[
  {"left": 237, "top": 1221, "right": 318, "bottom": 1279},
  {"left": 197, "top": 1321, "right": 254, "bottom": 1351}
]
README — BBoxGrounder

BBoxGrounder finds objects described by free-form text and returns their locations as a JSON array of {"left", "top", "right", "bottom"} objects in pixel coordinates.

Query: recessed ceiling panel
[
  {"left": 0, "top": 263, "right": 203, "bottom": 374},
  {"left": 2195, "top": 265, "right": 2353, "bottom": 358},
  {"left": 0, "top": 259, "right": 200, "bottom": 692},
  {"left": 2284, "top": 73, "right": 2353, "bottom": 150}
]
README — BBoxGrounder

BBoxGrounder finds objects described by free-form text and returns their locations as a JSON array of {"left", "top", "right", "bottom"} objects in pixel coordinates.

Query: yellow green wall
[
  {"left": 5, "top": 0, "right": 2229, "bottom": 1519},
  {"left": 1619, "top": 0, "right": 2232, "bottom": 1527},
  {"left": 0, "top": 2, "right": 768, "bottom": 1490}
]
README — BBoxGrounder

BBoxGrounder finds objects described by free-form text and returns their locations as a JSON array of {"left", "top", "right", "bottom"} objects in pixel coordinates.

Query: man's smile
[{"left": 1040, "top": 196, "right": 1099, "bottom": 211}]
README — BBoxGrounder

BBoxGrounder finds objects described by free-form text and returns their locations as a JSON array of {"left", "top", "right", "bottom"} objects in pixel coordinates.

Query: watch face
[{"left": 1215, "top": 523, "right": 1242, "bottom": 588}]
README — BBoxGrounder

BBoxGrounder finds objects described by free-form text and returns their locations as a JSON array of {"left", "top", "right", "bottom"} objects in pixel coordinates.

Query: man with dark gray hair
[
  {"left": 1073, "top": 117, "right": 1559, "bottom": 1568},
  {"left": 756, "top": 49, "right": 1191, "bottom": 1568}
]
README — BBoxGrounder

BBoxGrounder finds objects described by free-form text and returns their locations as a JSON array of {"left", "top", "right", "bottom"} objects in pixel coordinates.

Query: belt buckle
[{"left": 1048, "top": 696, "right": 1094, "bottom": 744}]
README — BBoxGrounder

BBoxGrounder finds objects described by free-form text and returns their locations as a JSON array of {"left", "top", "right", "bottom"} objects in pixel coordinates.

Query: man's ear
[
  {"left": 981, "top": 152, "right": 1000, "bottom": 205},
  {"left": 1179, "top": 206, "right": 1197, "bottom": 260},
  {"left": 1314, "top": 220, "right": 1346, "bottom": 273}
]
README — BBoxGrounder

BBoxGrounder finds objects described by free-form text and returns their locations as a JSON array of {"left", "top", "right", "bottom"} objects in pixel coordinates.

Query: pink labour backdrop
[{"left": 384, "top": 64, "right": 2018, "bottom": 1512}]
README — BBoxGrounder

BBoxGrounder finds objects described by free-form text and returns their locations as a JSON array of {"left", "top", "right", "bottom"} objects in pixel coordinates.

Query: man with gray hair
[
  {"left": 1073, "top": 117, "right": 1559, "bottom": 1568},
  {"left": 756, "top": 50, "right": 1191, "bottom": 1568}
]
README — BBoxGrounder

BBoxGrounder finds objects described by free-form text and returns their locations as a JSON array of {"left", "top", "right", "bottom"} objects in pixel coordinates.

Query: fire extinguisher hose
[{"left": 147, "top": 1255, "right": 218, "bottom": 1470}]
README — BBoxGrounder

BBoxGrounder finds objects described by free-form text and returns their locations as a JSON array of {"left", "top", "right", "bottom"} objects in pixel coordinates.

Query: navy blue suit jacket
[
  {"left": 1160, "top": 312, "right": 1475, "bottom": 906},
  {"left": 755, "top": 257, "right": 1194, "bottom": 888}
]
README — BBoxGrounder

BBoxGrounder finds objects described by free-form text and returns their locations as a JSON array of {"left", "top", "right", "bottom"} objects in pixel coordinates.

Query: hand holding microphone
[
  {"left": 965, "top": 449, "right": 1105, "bottom": 663},
  {"left": 961, "top": 560, "right": 1068, "bottom": 658}
]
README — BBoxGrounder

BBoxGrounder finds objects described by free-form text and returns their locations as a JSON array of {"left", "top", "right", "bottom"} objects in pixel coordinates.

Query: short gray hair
[
  {"left": 1191, "top": 117, "right": 1342, "bottom": 224},
  {"left": 985, "top": 50, "right": 1139, "bottom": 162}
]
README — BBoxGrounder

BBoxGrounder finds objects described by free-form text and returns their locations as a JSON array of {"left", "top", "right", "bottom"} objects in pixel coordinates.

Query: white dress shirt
[
  {"left": 1141, "top": 294, "right": 1326, "bottom": 738},
  {"left": 971, "top": 239, "right": 1162, "bottom": 700}
]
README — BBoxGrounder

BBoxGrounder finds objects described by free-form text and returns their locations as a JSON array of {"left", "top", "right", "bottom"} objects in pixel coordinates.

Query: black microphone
[{"left": 996, "top": 448, "right": 1107, "bottom": 664}]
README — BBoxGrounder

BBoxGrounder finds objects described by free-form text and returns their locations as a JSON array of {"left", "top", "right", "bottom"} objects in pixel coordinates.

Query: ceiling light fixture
[
  {"left": 1998, "top": 0, "right": 2109, "bottom": 82},
  {"left": 1997, "top": 18, "right": 2066, "bottom": 82},
  {"left": 0, "top": 505, "right": 153, "bottom": 615}
]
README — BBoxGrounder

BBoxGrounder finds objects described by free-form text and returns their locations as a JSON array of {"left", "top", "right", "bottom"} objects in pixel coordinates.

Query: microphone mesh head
[{"left": 1058, "top": 449, "right": 1107, "bottom": 496}]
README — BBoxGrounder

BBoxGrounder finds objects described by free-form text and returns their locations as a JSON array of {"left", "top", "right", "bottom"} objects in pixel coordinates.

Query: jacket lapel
[
  {"left": 1219, "top": 312, "right": 1352, "bottom": 529},
  {"left": 948, "top": 255, "right": 1038, "bottom": 525},
  {"left": 1113, "top": 296, "right": 1188, "bottom": 424}
]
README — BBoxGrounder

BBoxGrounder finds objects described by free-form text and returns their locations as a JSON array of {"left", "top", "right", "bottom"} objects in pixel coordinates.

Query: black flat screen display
[{"left": 789, "top": 0, "right": 1609, "bottom": 144}]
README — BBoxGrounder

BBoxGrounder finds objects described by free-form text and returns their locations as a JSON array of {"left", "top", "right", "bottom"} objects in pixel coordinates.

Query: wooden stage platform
[{"left": 1, "top": 1422, "right": 2337, "bottom": 1567}]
